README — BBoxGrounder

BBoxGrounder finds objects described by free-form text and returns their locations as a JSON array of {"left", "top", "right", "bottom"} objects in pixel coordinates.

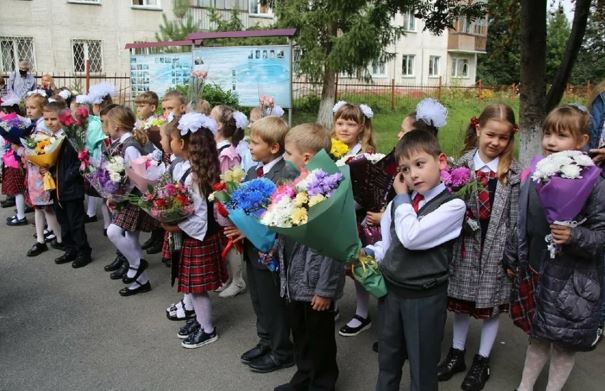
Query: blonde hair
[
  {"left": 331, "top": 103, "right": 377, "bottom": 153},
  {"left": 135, "top": 91, "right": 159, "bottom": 107},
  {"left": 106, "top": 106, "right": 148, "bottom": 145},
  {"left": 25, "top": 93, "right": 47, "bottom": 111},
  {"left": 163, "top": 90, "right": 186, "bottom": 105},
  {"left": 249, "top": 107, "right": 263, "bottom": 123},
  {"left": 187, "top": 99, "right": 211, "bottom": 115},
  {"left": 250, "top": 116, "right": 289, "bottom": 154},
  {"left": 286, "top": 123, "right": 331, "bottom": 154},
  {"left": 543, "top": 105, "right": 591, "bottom": 141},
  {"left": 41, "top": 74, "right": 56, "bottom": 90}
]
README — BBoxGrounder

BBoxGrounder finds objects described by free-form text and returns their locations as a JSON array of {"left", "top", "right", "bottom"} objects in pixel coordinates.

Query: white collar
[
  {"left": 346, "top": 143, "right": 363, "bottom": 157},
  {"left": 258, "top": 156, "right": 283, "bottom": 175},
  {"left": 216, "top": 140, "right": 231, "bottom": 150},
  {"left": 473, "top": 151, "right": 499, "bottom": 173},
  {"left": 411, "top": 182, "right": 447, "bottom": 205},
  {"left": 118, "top": 132, "right": 132, "bottom": 143}
]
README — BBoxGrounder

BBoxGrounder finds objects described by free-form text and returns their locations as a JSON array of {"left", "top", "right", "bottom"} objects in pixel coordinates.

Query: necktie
[
  {"left": 476, "top": 170, "right": 497, "bottom": 220},
  {"left": 411, "top": 193, "right": 424, "bottom": 213},
  {"left": 256, "top": 165, "right": 264, "bottom": 178}
]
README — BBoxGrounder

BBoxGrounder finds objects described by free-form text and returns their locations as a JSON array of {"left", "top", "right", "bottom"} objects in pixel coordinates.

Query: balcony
[
  {"left": 187, "top": 7, "right": 275, "bottom": 31},
  {"left": 448, "top": 33, "right": 487, "bottom": 53}
]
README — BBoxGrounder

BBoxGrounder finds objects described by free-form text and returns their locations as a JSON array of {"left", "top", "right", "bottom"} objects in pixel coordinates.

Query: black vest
[{"left": 380, "top": 189, "right": 457, "bottom": 297}]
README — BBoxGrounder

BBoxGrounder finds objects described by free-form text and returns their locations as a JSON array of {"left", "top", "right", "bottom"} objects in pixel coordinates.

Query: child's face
[
  {"left": 209, "top": 106, "right": 224, "bottom": 135},
  {"left": 249, "top": 133, "right": 280, "bottom": 163},
  {"left": 398, "top": 150, "right": 447, "bottom": 195},
  {"left": 169, "top": 134, "right": 186, "bottom": 158},
  {"left": 100, "top": 114, "right": 110, "bottom": 136},
  {"left": 542, "top": 128, "right": 589, "bottom": 156},
  {"left": 92, "top": 103, "right": 102, "bottom": 116},
  {"left": 136, "top": 103, "right": 156, "bottom": 120},
  {"left": 25, "top": 100, "right": 42, "bottom": 120},
  {"left": 476, "top": 119, "right": 513, "bottom": 161},
  {"left": 41, "top": 75, "right": 51, "bottom": 88},
  {"left": 43, "top": 110, "right": 61, "bottom": 133},
  {"left": 398, "top": 116, "right": 415, "bottom": 140},
  {"left": 334, "top": 117, "right": 362, "bottom": 148},
  {"left": 284, "top": 141, "right": 311, "bottom": 171},
  {"left": 159, "top": 129, "right": 172, "bottom": 155},
  {"left": 162, "top": 98, "right": 185, "bottom": 117},
  {"left": 249, "top": 110, "right": 262, "bottom": 126}
]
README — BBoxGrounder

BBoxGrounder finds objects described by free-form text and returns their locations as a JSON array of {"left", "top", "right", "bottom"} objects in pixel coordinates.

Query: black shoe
[
  {"left": 372, "top": 341, "right": 378, "bottom": 353},
  {"left": 338, "top": 315, "right": 372, "bottom": 337},
  {"left": 122, "top": 259, "right": 149, "bottom": 284},
  {"left": 7, "top": 215, "right": 17, "bottom": 222},
  {"left": 274, "top": 384, "right": 296, "bottom": 391},
  {"left": 50, "top": 240, "right": 65, "bottom": 251},
  {"left": 84, "top": 215, "right": 98, "bottom": 223},
  {"left": 461, "top": 354, "right": 490, "bottom": 391},
  {"left": 72, "top": 255, "right": 92, "bottom": 269},
  {"left": 104, "top": 255, "right": 126, "bottom": 272},
  {"left": 146, "top": 242, "right": 162, "bottom": 255},
  {"left": 181, "top": 327, "right": 218, "bottom": 348},
  {"left": 177, "top": 318, "right": 201, "bottom": 339},
  {"left": 6, "top": 216, "right": 27, "bottom": 226},
  {"left": 27, "top": 242, "right": 48, "bottom": 257},
  {"left": 141, "top": 236, "right": 155, "bottom": 250},
  {"left": 248, "top": 354, "right": 294, "bottom": 373},
  {"left": 55, "top": 252, "right": 77, "bottom": 265},
  {"left": 44, "top": 231, "right": 56, "bottom": 242},
  {"left": 166, "top": 299, "right": 196, "bottom": 321},
  {"left": 110, "top": 261, "right": 129, "bottom": 280},
  {"left": 119, "top": 281, "right": 151, "bottom": 297},
  {"left": 438, "top": 347, "right": 466, "bottom": 381},
  {"left": 1, "top": 198, "right": 15, "bottom": 208},
  {"left": 103, "top": 229, "right": 107, "bottom": 237},
  {"left": 241, "top": 344, "right": 271, "bottom": 364}
]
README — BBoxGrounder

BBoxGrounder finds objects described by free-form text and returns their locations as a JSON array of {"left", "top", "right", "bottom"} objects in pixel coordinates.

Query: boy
[
  {"left": 274, "top": 123, "right": 345, "bottom": 391},
  {"left": 366, "top": 129, "right": 466, "bottom": 391},
  {"left": 226, "top": 116, "right": 295, "bottom": 373},
  {"left": 161, "top": 91, "right": 186, "bottom": 119}
]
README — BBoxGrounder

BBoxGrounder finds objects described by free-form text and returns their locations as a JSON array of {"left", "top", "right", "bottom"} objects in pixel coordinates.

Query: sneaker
[
  {"left": 461, "top": 354, "right": 490, "bottom": 391},
  {"left": 338, "top": 315, "right": 372, "bottom": 337},
  {"left": 218, "top": 280, "right": 246, "bottom": 298},
  {"left": 181, "top": 328, "right": 218, "bottom": 348},
  {"left": 437, "top": 347, "right": 467, "bottom": 381},
  {"left": 177, "top": 318, "right": 201, "bottom": 339},
  {"left": 27, "top": 242, "right": 48, "bottom": 257}
]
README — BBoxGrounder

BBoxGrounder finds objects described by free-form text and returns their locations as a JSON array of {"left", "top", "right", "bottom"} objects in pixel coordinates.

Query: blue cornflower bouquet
[{"left": 226, "top": 178, "right": 276, "bottom": 218}]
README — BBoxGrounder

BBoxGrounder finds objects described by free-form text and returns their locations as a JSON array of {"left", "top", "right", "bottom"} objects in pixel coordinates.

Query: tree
[
  {"left": 570, "top": 1, "right": 605, "bottom": 84},
  {"left": 155, "top": 13, "right": 199, "bottom": 42},
  {"left": 546, "top": 4, "right": 571, "bottom": 82}
]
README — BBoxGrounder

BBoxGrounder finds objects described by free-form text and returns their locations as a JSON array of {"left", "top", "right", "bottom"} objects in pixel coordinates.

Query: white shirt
[
  {"left": 257, "top": 156, "right": 283, "bottom": 176},
  {"left": 345, "top": 143, "right": 362, "bottom": 157},
  {"left": 216, "top": 139, "right": 231, "bottom": 150},
  {"left": 473, "top": 151, "right": 499, "bottom": 173},
  {"left": 366, "top": 183, "right": 466, "bottom": 260},
  {"left": 173, "top": 159, "right": 209, "bottom": 242},
  {"left": 118, "top": 132, "right": 141, "bottom": 165},
  {"left": 236, "top": 139, "right": 256, "bottom": 172}
]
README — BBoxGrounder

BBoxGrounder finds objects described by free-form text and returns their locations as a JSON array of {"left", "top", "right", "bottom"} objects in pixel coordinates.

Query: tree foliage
[
  {"left": 546, "top": 4, "right": 571, "bottom": 81},
  {"left": 155, "top": 13, "right": 199, "bottom": 42},
  {"left": 570, "top": 0, "right": 605, "bottom": 84}
]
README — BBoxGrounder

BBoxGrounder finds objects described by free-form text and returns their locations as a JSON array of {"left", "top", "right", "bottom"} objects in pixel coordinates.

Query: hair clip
[{"left": 470, "top": 116, "right": 480, "bottom": 129}]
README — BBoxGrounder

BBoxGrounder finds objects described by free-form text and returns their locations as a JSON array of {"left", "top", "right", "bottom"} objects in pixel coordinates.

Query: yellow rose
[
  {"left": 308, "top": 194, "right": 326, "bottom": 207},
  {"left": 330, "top": 138, "right": 349, "bottom": 159},
  {"left": 231, "top": 167, "right": 245, "bottom": 183},
  {"left": 221, "top": 171, "right": 233, "bottom": 183},
  {"left": 291, "top": 207, "right": 308, "bottom": 225},
  {"left": 294, "top": 192, "right": 308, "bottom": 207}
]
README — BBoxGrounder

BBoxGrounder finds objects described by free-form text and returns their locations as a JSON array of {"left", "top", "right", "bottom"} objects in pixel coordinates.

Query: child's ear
[
  {"left": 475, "top": 125, "right": 481, "bottom": 138},
  {"left": 437, "top": 153, "right": 448, "bottom": 170},
  {"left": 269, "top": 142, "right": 281, "bottom": 155},
  {"left": 578, "top": 134, "right": 590, "bottom": 149},
  {"left": 303, "top": 151, "right": 314, "bottom": 164}
]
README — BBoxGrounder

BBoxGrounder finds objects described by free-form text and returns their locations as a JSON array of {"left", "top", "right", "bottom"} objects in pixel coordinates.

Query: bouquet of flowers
[
  {"left": 531, "top": 150, "right": 601, "bottom": 258},
  {"left": 261, "top": 149, "right": 361, "bottom": 263},
  {"left": 189, "top": 70, "right": 208, "bottom": 102},
  {"left": 0, "top": 113, "right": 33, "bottom": 145},
  {"left": 20, "top": 132, "right": 65, "bottom": 191},
  {"left": 441, "top": 164, "right": 483, "bottom": 199},
  {"left": 259, "top": 95, "right": 285, "bottom": 117},
  {"left": 130, "top": 174, "right": 195, "bottom": 224},
  {"left": 330, "top": 138, "right": 349, "bottom": 161},
  {"left": 352, "top": 253, "right": 387, "bottom": 298},
  {"left": 59, "top": 107, "right": 92, "bottom": 171},
  {"left": 125, "top": 149, "right": 166, "bottom": 193},
  {"left": 82, "top": 155, "right": 130, "bottom": 201}
]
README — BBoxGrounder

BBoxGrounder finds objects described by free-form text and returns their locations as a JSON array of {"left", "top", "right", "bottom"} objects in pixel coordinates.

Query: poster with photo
[
  {"left": 129, "top": 53, "right": 192, "bottom": 99},
  {"left": 191, "top": 45, "right": 292, "bottom": 108}
]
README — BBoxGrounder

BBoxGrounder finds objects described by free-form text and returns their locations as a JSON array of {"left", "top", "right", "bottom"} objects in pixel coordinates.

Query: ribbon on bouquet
[
  {"left": 216, "top": 201, "right": 243, "bottom": 259},
  {"left": 78, "top": 149, "right": 90, "bottom": 171}
]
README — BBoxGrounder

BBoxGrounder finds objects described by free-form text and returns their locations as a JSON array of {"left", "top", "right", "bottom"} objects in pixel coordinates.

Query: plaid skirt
[
  {"left": 177, "top": 232, "right": 228, "bottom": 294},
  {"left": 112, "top": 203, "right": 159, "bottom": 232},
  {"left": 2, "top": 167, "right": 26, "bottom": 196},
  {"left": 448, "top": 297, "right": 509, "bottom": 320},
  {"left": 509, "top": 264, "right": 539, "bottom": 334}
]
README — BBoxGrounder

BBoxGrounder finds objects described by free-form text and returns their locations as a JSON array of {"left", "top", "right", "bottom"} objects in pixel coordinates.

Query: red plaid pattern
[
  {"left": 448, "top": 297, "right": 509, "bottom": 320},
  {"left": 161, "top": 232, "right": 171, "bottom": 260},
  {"left": 113, "top": 203, "right": 159, "bottom": 232},
  {"left": 177, "top": 232, "right": 228, "bottom": 294},
  {"left": 476, "top": 170, "right": 497, "bottom": 220},
  {"left": 2, "top": 167, "right": 26, "bottom": 196},
  {"left": 510, "top": 264, "right": 539, "bottom": 334}
]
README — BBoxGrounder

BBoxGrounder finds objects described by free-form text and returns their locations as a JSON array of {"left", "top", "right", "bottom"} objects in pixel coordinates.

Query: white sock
[
  {"left": 478, "top": 316, "right": 500, "bottom": 358},
  {"left": 15, "top": 193, "right": 25, "bottom": 220},
  {"left": 453, "top": 312, "right": 471, "bottom": 351},
  {"left": 43, "top": 208, "right": 62, "bottom": 243},
  {"left": 86, "top": 196, "right": 98, "bottom": 218},
  {"left": 191, "top": 293, "right": 213, "bottom": 333},
  {"left": 101, "top": 204, "right": 111, "bottom": 229},
  {"left": 347, "top": 280, "right": 370, "bottom": 328},
  {"left": 183, "top": 293, "right": 194, "bottom": 311},
  {"left": 107, "top": 224, "right": 142, "bottom": 278},
  {"left": 34, "top": 209, "right": 46, "bottom": 244}
]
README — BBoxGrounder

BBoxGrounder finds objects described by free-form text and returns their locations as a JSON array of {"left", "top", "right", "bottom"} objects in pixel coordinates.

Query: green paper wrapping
[
  {"left": 352, "top": 256, "right": 387, "bottom": 298},
  {"left": 267, "top": 149, "right": 361, "bottom": 263}
]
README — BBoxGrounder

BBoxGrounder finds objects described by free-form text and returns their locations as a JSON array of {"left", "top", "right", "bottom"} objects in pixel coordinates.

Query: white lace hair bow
[
  {"left": 87, "top": 82, "right": 117, "bottom": 104},
  {"left": 233, "top": 111, "right": 249, "bottom": 130},
  {"left": 26, "top": 89, "right": 47, "bottom": 98},
  {"left": 359, "top": 104, "right": 373, "bottom": 119},
  {"left": 332, "top": 100, "right": 348, "bottom": 113},
  {"left": 416, "top": 98, "right": 448, "bottom": 129},
  {"left": 177, "top": 112, "right": 218, "bottom": 136}
]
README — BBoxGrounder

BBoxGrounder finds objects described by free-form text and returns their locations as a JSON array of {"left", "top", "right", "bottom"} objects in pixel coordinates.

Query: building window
[
  {"left": 249, "top": 0, "right": 272, "bottom": 16},
  {"left": 474, "top": 17, "right": 487, "bottom": 35},
  {"left": 72, "top": 39, "right": 103, "bottom": 73},
  {"left": 0, "top": 36, "right": 35, "bottom": 73},
  {"left": 428, "top": 56, "right": 440, "bottom": 77},
  {"left": 68, "top": 0, "right": 101, "bottom": 4},
  {"left": 451, "top": 58, "right": 469, "bottom": 78},
  {"left": 402, "top": 12, "right": 416, "bottom": 31},
  {"left": 370, "top": 62, "right": 387, "bottom": 77},
  {"left": 132, "top": 0, "right": 160, "bottom": 8},
  {"left": 193, "top": 0, "right": 216, "bottom": 7},
  {"left": 460, "top": 17, "right": 473, "bottom": 34},
  {"left": 401, "top": 55, "right": 414, "bottom": 77}
]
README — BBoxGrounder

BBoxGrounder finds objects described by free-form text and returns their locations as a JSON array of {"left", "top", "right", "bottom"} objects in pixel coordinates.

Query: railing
[{"left": 188, "top": 7, "right": 250, "bottom": 30}]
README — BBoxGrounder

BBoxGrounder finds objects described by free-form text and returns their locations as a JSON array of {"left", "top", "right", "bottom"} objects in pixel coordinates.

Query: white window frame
[
  {"left": 370, "top": 61, "right": 387, "bottom": 78},
  {"left": 401, "top": 55, "right": 415, "bottom": 77},
  {"left": 249, "top": 0, "right": 273, "bottom": 17},
  {"left": 71, "top": 39, "right": 103, "bottom": 74},
  {"left": 131, "top": 0, "right": 161, "bottom": 10},
  {"left": 0, "top": 36, "right": 36, "bottom": 73},
  {"left": 451, "top": 57, "right": 469, "bottom": 78},
  {"left": 68, "top": 0, "right": 101, "bottom": 5},
  {"left": 402, "top": 12, "right": 416, "bottom": 32},
  {"left": 428, "top": 56, "right": 440, "bottom": 77}
]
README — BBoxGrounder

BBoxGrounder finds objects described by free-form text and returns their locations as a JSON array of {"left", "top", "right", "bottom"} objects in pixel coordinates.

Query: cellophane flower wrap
[
  {"left": 125, "top": 149, "right": 166, "bottom": 193},
  {"left": 130, "top": 173, "right": 195, "bottom": 224},
  {"left": 82, "top": 155, "right": 130, "bottom": 201},
  {"left": 261, "top": 149, "right": 361, "bottom": 263},
  {"left": 59, "top": 107, "right": 92, "bottom": 172},
  {"left": 20, "top": 132, "right": 65, "bottom": 191},
  {"left": 1, "top": 113, "right": 34, "bottom": 170},
  {"left": 531, "top": 150, "right": 601, "bottom": 258},
  {"left": 352, "top": 253, "right": 387, "bottom": 298}
]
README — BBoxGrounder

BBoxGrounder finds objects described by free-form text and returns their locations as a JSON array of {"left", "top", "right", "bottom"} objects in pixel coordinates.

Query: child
[
  {"left": 161, "top": 91, "right": 186, "bottom": 118},
  {"left": 186, "top": 99, "right": 211, "bottom": 115},
  {"left": 230, "top": 116, "right": 295, "bottom": 373},
  {"left": 104, "top": 106, "right": 158, "bottom": 296},
  {"left": 437, "top": 104, "right": 519, "bottom": 391},
  {"left": 45, "top": 101, "right": 92, "bottom": 268},
  {"left": 505, "top": 105, "right": 605, "bottom": 391},
  {"left": 398, "top": 98, "right": 447, "bottom": 139},
  {"left": 274, "top": 123, "right": 346, "bottom": 391},
  {"left": 365, "top": 129, "right": 466, "bottom": 391},
  {"left": 3, "top": 100, "right": 28, "bottom": 226},
  {"left": 87, "top": 83, "right": 116, "bottom": 117},
  {"left": 19, "top": 91, "right": 63, "bottom": 256},
  {"left": 210, "top": 104, "right": 247, "bottom": 298},
  {"left": 161, "top": 113, "right": 226, "bottom": 348}
]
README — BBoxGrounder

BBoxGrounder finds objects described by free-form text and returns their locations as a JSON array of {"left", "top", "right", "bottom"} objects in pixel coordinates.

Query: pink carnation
[{"left": 271, "top": 184, "right": 296, "bottom": 203}]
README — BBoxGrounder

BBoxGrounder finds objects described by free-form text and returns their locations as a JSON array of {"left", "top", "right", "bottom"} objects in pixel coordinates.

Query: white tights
[
  {"left": 452, "top": 312, "right": 500, "bottom": 358},
  {"left": 107, "top": 224, "right": 149, "bottom": 288},
  {"left": 517, "top": 338, "right": 576, "bottom": 391},
  {"left": 34, "top": 207, "right": 62, "bottom": 244},
  {"left": 191, "top": 293, "right": 213, "bottom": 333}
]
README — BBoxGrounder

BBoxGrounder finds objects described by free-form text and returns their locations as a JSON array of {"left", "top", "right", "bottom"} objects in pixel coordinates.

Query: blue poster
[
  {"left": 192, "top": 45, "right": 292, "bottom": 108},
  {"left": 129, "top": 53, "right": 192, "bottom": 99}
]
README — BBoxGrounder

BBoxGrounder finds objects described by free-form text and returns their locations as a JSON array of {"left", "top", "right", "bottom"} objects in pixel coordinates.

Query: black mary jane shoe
[
  {"left": 122, "top": 259, "right": 149, "bottom": 284},
  {"left": 104, "top": 255, "right": 125, "bottom": 272},
  {"left": 50, "top": 240, "right": 65, "bottom": 251},
  {"left": 119, "top": 281, "right": 151, "bottom": 297},
  {"left": 1, "top": 198, "right": 15, "bottom": 208},
  {"left": 110, "top": 261, "right": 129, "bottom": 280},
  {"left": 27, "top": 242, "right": 48, "bottom": 257},
  {"left": 6, "top": 216, "right": 27, "bottom": 226}
]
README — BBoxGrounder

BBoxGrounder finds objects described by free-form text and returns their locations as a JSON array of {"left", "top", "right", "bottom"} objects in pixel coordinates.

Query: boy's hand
[
  {"left": 162, "top": 223, "right": 181, "bottom": 233},
  {"left": 550, "top": 224, "right": 572, "bottom": 245},
  {"left": 224, "top": 226, "right": 245, "bottom": 243},
  {"left": 393, "top": 173, "right": 409, "bottom": 195},
  {"left": 311, "top": 295, "right": 331, "bottom": 311},
  {"left": 366, "top": 211, "right": 383, "bottom": 226}
]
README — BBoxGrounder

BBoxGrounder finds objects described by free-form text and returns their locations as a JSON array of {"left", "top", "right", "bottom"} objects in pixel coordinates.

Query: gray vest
[
  {"left": 380, "top": 190, "right": 457, "bottom": 297},
  {"left": 121, "top": 137, "right": 156, "bottom": 156}
]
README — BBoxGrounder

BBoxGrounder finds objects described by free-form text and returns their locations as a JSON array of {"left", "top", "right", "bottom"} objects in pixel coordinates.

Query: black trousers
[
  {"left": 54, "top": 199, "right": 91, "bottom": 258},
  {"left": 376, "top": 289, "right": 447, "bottom": 391},
  {"left": 287, "top": 300, "right": 338, "bottom": 391},
  {"left": 246, "top": 260, "right": 292, "bottom": 362}
]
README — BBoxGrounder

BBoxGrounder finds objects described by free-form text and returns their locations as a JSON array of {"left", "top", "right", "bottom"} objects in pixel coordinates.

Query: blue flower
[{"left": 228, "top": 178, "right": 276, "bottom": 216}]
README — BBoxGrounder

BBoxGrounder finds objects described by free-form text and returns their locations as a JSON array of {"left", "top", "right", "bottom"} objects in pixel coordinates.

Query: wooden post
[
  {"left": 438, "top": 76, "right": 442, "bottom": 101},
  {"left": 334, "top": 73, "right": 339, "bottom": 100},
  {"left": 390, "top": 79, "right": 395, "bottom": 111},
  {"left": 85, "top": 59, "right": 91, "bottom": 93},
  {"left": 587, "top": 80, "right": 593, "bottom": 101},
  {"left": 477, "top": 79, "right": 483, "bottom": 99}
]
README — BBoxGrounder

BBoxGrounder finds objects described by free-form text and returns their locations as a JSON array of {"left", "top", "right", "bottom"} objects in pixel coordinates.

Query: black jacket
[{"left": 52, "top": 140, "right": 84, "bottom": 202}]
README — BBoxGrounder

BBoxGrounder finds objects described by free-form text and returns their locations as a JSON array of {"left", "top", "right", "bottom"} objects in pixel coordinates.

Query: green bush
[
  {"left": 172, "top": 83, "right": 241, "bottom": 110},
  {"left": 293, "top": 95, "right": 321, "bottom": 112}
]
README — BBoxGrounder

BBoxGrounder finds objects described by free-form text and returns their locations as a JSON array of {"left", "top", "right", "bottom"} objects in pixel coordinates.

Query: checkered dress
[
  {"left": 112, "top": 203, "right": 159, "bottom": 232},
  {"left": 2, "top": 166, "right": 26, "bottom": 196},
  {"left": 177, "top": 232, "right": 228, "bottom": 294}
]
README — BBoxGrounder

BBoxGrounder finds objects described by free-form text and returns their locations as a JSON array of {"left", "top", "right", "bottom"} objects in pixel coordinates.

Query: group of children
[{"left": 1, "top": 82, "right": 603, "bottom": 391}]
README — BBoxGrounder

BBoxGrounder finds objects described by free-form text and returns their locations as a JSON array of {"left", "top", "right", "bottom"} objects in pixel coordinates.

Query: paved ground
[{"left": 1, "top": 206, "right": 604, "bottom": 391}]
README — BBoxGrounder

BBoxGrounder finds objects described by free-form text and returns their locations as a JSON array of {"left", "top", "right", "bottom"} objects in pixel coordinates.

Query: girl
[
  {"left": 398, "top": 98, "right": 447, "bottom": 139},
  {"left": 506, "top": 105, "right": 605, "bottom": 391},
  {"left": 39, "top": 74, "right": 56, "bottom": 97},
  {"left": 104, "top": 106, "right": 158, "bottom": 296},
  {"left": 19, "top": 91, "right": 63, "bottom": 256},
  {"left": 331, "top": 101, "right": 377, "bottom": 337},
  {"left": 3, "top": 100, "right": 28, "bottom": 227},
  {"left": 438, "top": 104, "right": 519, "bottom": 391},
  {"left": 161, "top": 113, "right": 226, "bottom": 348},
  {"left": 209, "top": 105, "right": 247, "bottom": 298}
]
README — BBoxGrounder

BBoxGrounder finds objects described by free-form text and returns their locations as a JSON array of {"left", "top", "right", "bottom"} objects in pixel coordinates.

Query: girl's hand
[
  {"left": 393, "top": 173, "right": 409, "bottom": 195},
  {"left": 550, "top": 224, "right": 572, "bottom": 245},
  {"left": 224, "top": 226, "right": 245, "bottom": 243},
  {"left": 11, "top": 144, "right": 20, "bottom": 152},
  {"left": 505, "top": 268, "right": 517, "bottom": 280},
  {"left": 310, "top": 295, "right": 331, "bottom": 311},
  {"left": 39, "top": 168, "right": 48, "bottom": 175},
  {"left": 366, "top": 211, "right": 383, "bottom": 226},
  {"left": 106, "top": 198, "right": 117, "bottom": 210},
  {"left": 590, "top": 147, "right": 605, "bottom": 164},
  {"left": 162, "top": 223, "right": 181, "bottom": 233}
]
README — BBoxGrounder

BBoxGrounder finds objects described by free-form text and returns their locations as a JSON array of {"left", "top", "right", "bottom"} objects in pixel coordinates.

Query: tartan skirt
[
  {"left": 448, "top": 297, "right": 509, "bottom": 320},
  {"left": 112, "top": 203, "right": 159, "bottom": 232},
  {"left": 177, "top": 232, "right": 228, "bottom": 294},
  {"left": 2, "top": 167, "right": 26, "bottom": 196},
  {"left": 509, "top": 264, "right": 539, "bottom": 334}
]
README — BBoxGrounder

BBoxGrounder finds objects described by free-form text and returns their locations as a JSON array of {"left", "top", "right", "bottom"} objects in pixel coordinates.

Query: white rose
[
  {"left": 109, "top": 172, "right": 122, "bottom": 183},
  {"left": 560, "top": 164, "right": 582, "bottom": 179}
]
